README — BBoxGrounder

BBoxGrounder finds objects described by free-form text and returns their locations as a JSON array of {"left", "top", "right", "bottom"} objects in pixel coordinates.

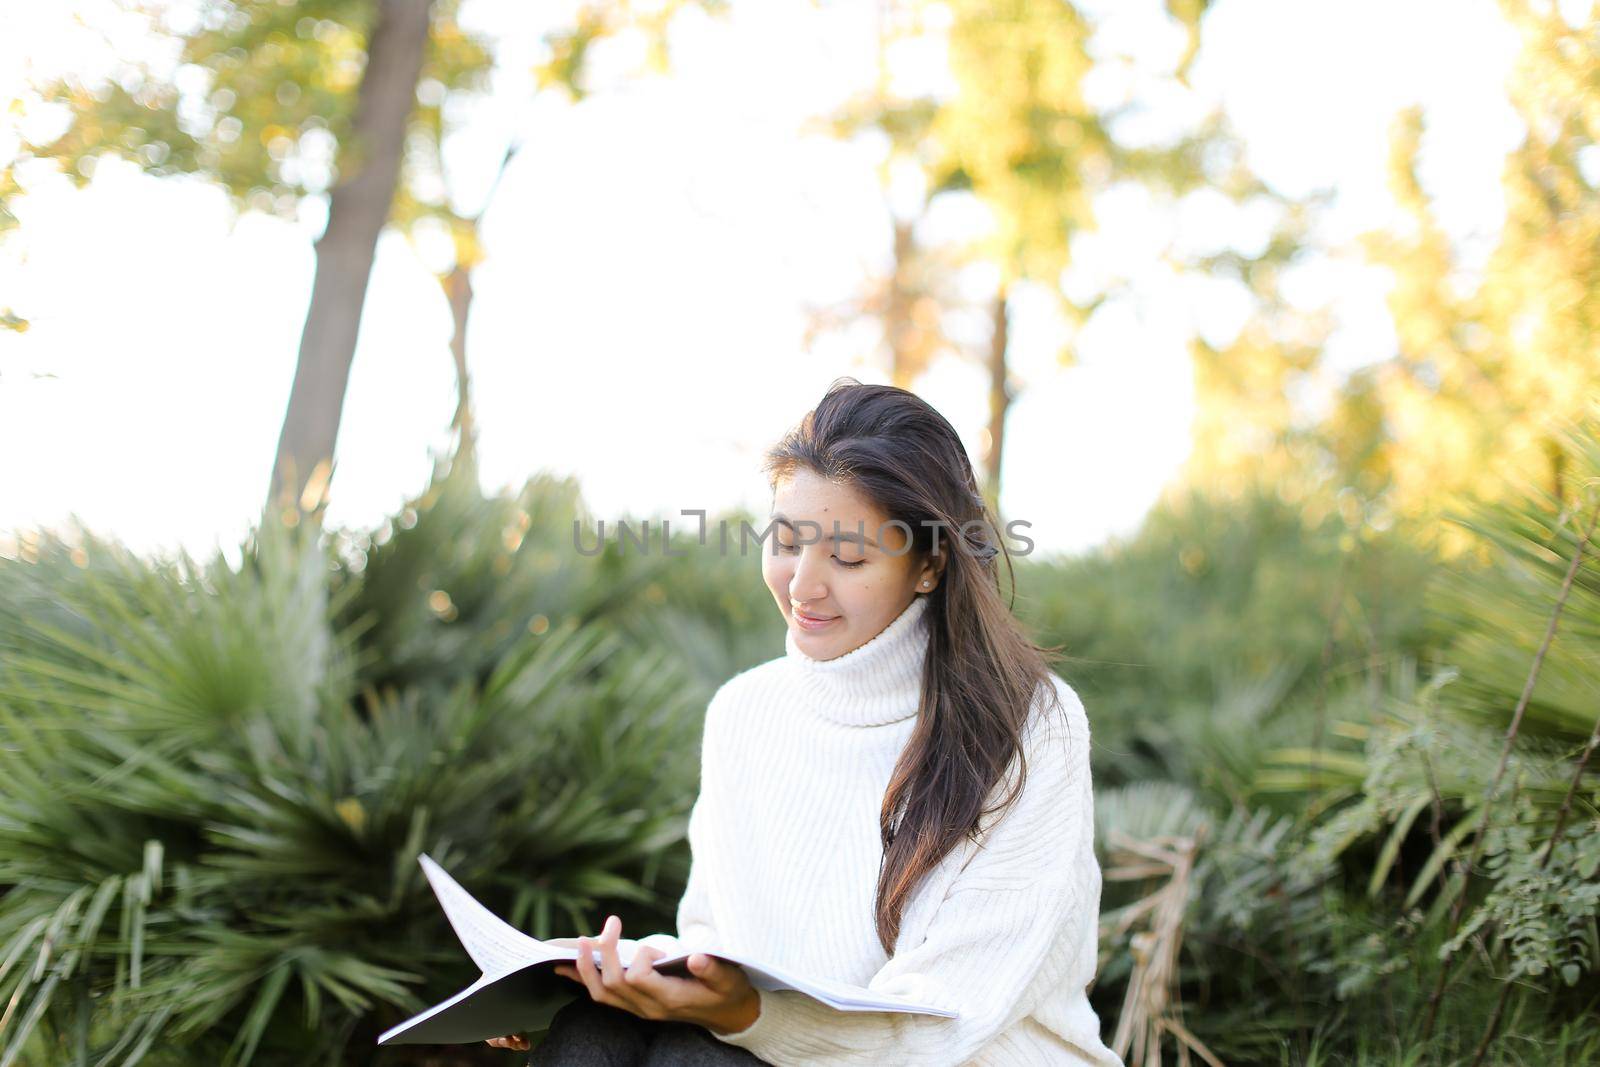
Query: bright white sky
[{"left": 0, "top": 0, "right": 1523, "bottom": 568}]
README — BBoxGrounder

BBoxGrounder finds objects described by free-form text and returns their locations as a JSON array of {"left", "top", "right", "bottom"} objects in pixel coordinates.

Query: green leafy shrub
[{"left": 0, "top": 467, "right": 707, "bottom": 1066}]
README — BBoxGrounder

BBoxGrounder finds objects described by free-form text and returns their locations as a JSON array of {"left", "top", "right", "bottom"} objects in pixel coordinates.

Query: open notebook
[{"left": 376, "top": 854, "right": 958, "bottom": 1045}]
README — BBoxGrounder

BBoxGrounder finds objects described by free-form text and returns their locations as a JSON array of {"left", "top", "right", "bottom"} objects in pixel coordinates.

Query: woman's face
[{"left": 763, "top": 468, "right": 941, "bottom": 661}]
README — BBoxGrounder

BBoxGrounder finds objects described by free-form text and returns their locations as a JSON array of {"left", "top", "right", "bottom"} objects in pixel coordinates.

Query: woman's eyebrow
[{"left": 771, "top": 514, "right": 879, "bottom": 547}]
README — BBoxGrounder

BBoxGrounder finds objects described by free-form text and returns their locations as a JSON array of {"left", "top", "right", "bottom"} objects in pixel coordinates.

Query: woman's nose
[{"left": 789, "top": 548, "right": 829, "bottom": 601}]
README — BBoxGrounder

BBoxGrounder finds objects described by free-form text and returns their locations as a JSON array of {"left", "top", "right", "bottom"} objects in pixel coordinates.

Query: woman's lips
[{"left": 793, "top": 609, "right": 839, "bottom": 631}]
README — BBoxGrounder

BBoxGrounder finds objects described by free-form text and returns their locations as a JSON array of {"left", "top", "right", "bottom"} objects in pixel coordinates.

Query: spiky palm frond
[
  {"left": 0, "top": 472, "right": 707, "bottom": 1066},
  {"left": 1421, "top": 418, "right": 1600, "bottom": 744}
]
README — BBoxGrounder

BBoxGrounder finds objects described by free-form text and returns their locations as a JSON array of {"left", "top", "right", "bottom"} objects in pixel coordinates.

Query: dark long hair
[{"left": 762, "top": 377, "right": 1064, "bottom": 954}]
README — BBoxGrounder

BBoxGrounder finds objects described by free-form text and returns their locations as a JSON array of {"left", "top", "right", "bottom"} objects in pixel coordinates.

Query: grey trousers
[{"left": 528, "top": 997, "right": 771, "bottom": 1066}]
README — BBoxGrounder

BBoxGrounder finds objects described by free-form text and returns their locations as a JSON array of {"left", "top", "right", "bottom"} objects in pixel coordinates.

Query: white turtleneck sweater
[{"left": 638, "top": 594, "right": 1123, "bottom": 1066}]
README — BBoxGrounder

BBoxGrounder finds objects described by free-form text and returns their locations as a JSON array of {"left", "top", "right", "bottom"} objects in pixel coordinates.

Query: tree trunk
[
  {"left": 983, "top": 281, "right": 1011, "bottom": 510},
  {"left": 887, "top": 217, "right": 915, "bottom": 389},
  {"left": 433, "top": 141, "right": 519, "bottom": 484},
  {"left": 265, "top": 0, "right": 435, "bottom": 523},
  {"left": 442, "top": 262, "right": 477, "bottom": 477}
]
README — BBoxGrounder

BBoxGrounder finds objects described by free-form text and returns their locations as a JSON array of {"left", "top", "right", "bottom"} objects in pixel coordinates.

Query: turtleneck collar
[{"left": 782, "top": 594, "right": 931, "bottom": 727}]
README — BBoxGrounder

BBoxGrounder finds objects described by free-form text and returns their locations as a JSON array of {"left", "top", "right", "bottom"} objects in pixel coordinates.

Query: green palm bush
[
  {"left": 0, "top": 466, "right": 708, "bottom": 1066},
  {"left": 601, "top": 505, "right": 787, "bottom": 691},
  {"left": 331, "top": 464, "right": 671, "bottom": 698},
  {"left": 331, "top": 460, "right": 785, "bottom": 703},
  {"left": 1093, "top": 727, "right": 1596, "bottom": 1064},
  {"left": 1255, "top": 416, "right": 1600, "bottom": 1062},
  {"left": 1092, "top": 781, "right": 1350, "bottom": 1065},
  {"left": 1018, "top": 486, "right": 1437, "bottom": 802},
  {"left": 1063, "top": 422, "right": 1600, "bottom": 1063},
  {"left": 1419, "top": 426, "right": 1600, "bottom": 745}
]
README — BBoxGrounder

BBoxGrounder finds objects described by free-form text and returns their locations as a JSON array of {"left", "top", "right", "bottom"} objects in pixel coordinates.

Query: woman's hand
[
  {"left": 556, "top": 914, "right": 761, "bottom": 1035},
  {"left": 484, "top": 1033, "right": 530, "bottom": 1051}
]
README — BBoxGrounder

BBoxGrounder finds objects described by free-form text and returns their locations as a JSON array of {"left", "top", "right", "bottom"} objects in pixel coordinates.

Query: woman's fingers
[
  {"left": 569, "top": 918, "right": 690, "bottom": 1020},
  {"left": 485, "top": 1033, "right": 529, "bottom": 1050},
  {"left": 688, "top": 953, "right": 728, "bottom": 989},
  {"left": 597, "top": 915, "right": 626, "bottom": 993},
  {"left": 595, "top": 915, "right": 652, "bottom": 1015},
  {"left": 626, "top": 944, "right": 663, "bottom": 980},
  {"left": 622, "top": 945, "right": 682, "bottom": 1016},
  {"left": 574, "top": 934, "right": 603, "bottom": 1001}
]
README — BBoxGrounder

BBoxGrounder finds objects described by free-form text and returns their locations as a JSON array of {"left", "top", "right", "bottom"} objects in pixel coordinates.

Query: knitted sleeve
[{"left": 710, "top": 683, "right": 1099, "bottom": 1066}]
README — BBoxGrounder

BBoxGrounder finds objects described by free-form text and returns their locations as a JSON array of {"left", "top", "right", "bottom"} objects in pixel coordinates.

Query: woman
[{"left": 491, "top": 380, "right": 1123, "bottom": 1066}]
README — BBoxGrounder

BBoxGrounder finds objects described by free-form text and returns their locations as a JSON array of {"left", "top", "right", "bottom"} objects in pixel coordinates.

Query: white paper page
[
  {"left": 375, "top": 968, "right": 502, "bottom": 1045},
  {"left": 649, "top": 948, "right": 957, "bottom": 1017},
  {"left": 418, "top": 853, "right": 557, "bottom": 976}
]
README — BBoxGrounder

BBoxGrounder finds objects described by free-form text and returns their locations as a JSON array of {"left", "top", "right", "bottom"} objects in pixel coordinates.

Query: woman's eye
[{"left": 778, "top": 543, "right": 864, "bottom": 567}]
